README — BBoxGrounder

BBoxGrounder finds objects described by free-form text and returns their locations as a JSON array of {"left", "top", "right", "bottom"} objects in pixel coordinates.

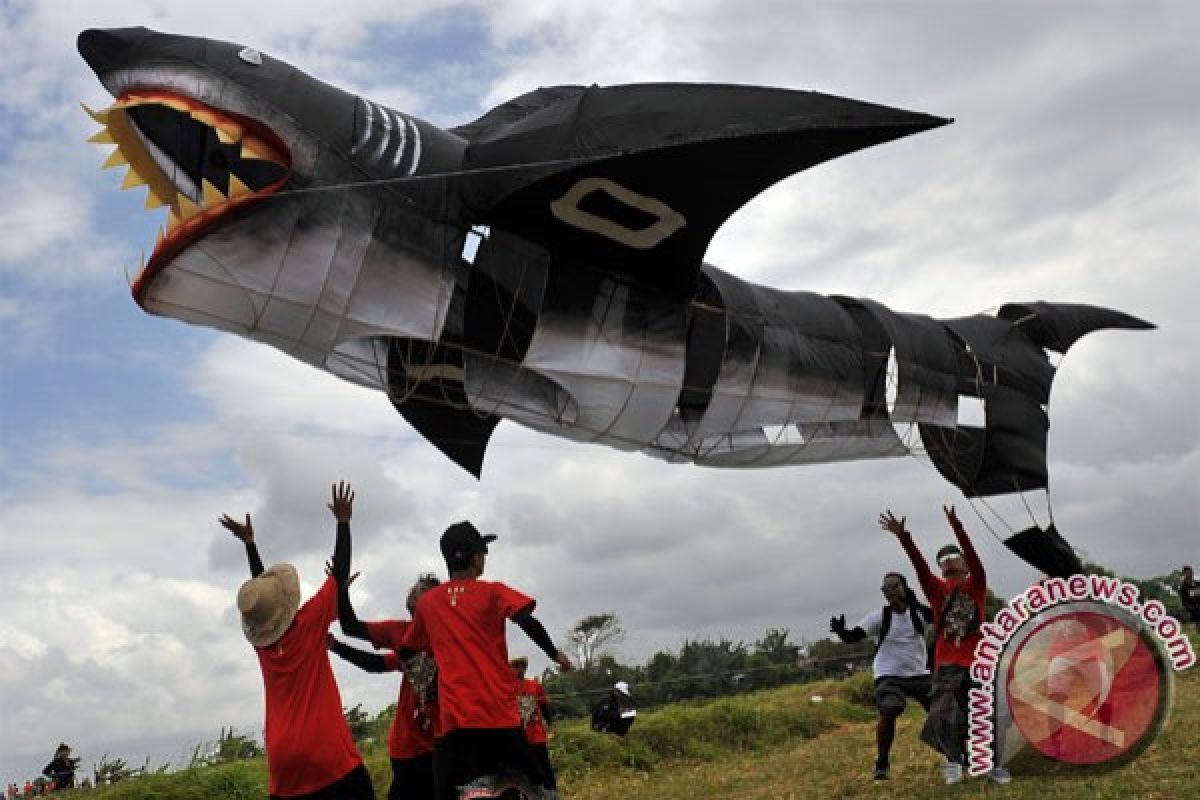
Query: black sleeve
[
  {"left": 245, "top": 541, "right": 265, "bottom": 578},
  {"left": 337, "top": 585, "right": 371, "bottom": 642},
  {"left": 511, "top": 609, "right": 559, "bottom": 661},
  {"left": 330, "top": 520, "right": 351, "bottom": 586},
  {"left": 835, "top": 626, "right": 868, "bottom": 644},
  {"left": 329, "top": 638, "right": 393, "bottom": 673}
]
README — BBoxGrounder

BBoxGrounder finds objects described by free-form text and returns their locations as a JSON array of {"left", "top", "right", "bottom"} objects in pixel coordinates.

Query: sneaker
[
  {"left": 988, "top": 766, "right": 1012, "bottom": 784},
  {"left": 941, "top": 761, "right": 964, "bottom": 785},
  {"left": 872, "top": 761, "right": 889, "bottom": 780}
]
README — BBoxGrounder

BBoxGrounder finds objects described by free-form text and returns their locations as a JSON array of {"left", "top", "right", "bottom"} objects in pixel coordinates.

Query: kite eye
[{"left": 238, "top": 47, "right": 263, "bottom": 66}]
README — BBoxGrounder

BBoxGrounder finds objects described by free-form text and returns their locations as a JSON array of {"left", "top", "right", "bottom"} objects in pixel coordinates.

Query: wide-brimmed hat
[{"left": 237, "top": 564, "right": 301, "bottom": 647}]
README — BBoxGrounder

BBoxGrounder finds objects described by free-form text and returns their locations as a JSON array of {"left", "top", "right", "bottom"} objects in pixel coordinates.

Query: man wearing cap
[
  {"left": 879, "top": 505, "right": 1009, "bottom": 785},
  {"left": 401, "top": 521, "right": 573, "bottom": 800},
  {"left": 510, "top": 656, "right": 559, "bottom": 797},
  {"left": 220, "top": 481, "right": 373, "bottom": 800}
]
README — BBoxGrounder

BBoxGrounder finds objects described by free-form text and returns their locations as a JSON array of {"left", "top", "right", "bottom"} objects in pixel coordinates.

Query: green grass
[{"left": 69, "top": 634, "right": 1199, "bottom": 799}]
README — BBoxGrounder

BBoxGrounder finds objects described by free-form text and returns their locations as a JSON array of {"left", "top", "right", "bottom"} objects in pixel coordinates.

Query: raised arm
[
  {"left": 327, "top": 481, "right": 353, "bottom": 586},
  {"left": 219, "top": 513, "right": 264, "bottom": 577},
  {"left": 944, "top": 505, "right": 985, "bottom": 587},
  {"left": 327, "top": 634, "right": 396, "bottom": 674},
  {"left": 512, "top": 608, "right": 573, "bottom": 672},
  {"left": 879, "top": 510, "right": 937, "bottom": 598}
]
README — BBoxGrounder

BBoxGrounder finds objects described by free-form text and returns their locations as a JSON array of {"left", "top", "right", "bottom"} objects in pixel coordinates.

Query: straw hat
[{"left": 237, "top": 564, "right": 301, "bottom": 647}]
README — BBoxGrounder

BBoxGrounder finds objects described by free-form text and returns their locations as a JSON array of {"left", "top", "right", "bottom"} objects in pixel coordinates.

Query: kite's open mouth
[{"left": 84, "top": 90, "right": 291, "bottom": 296}]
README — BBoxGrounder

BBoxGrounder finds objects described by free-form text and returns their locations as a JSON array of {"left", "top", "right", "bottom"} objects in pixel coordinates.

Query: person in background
[
  {"left": 590, "top": 682, "right": 636, "bottom": 736},
  {"left": 220, "top": 481, "right": 373, "bottom": 800},
  {"left": 41, "top": 743, "right": 78, "bottom": 790},
  {"left": 511, "top": 656, "right": 558, "bottom": 798},
  {"left": 1179, "top": 565, "right": 1200, "bottom": 630},
  {"left": 831, "top": 573, "right": 933, "bottom": 780},
  {"left": 330, "top": 572, "right": 443, "bottom": 800}
]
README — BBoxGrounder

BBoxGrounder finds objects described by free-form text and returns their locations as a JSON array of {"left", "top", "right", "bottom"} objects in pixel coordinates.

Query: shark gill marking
[{"left": 352, "top": 97, "right": 422, "bottom": 176}]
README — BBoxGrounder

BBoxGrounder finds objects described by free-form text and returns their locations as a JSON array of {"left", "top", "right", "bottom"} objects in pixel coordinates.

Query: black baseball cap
[{"left": 440, "top": 521, "right": 497, "bottom": 564}]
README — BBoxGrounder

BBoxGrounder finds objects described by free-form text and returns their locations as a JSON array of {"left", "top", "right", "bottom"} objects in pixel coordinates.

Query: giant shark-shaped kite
[{"left": 79, "top": 27, "right": 1153, "bottom": 576}]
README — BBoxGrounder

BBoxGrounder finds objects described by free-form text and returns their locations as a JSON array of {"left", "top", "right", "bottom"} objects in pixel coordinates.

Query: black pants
[
  {"left": 270, "top": 763, "right": 374, "bottom": 800},
  {"left": 389, "top": 753, "right": 435, "bottom": 800},
  {"left": 530, "top": 743, "right": 556, "bottom": 790},
  {"left": 433, "top": 728, "right": 541, "bottom": 800}
]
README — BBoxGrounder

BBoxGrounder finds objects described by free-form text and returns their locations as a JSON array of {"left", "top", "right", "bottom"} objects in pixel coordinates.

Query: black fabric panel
[
  {"left": 840, "top": 302, "right": 893, "bottom": 419},
  {"left": 972, "top": 384, "right": 1049, "bottom": 496},
  {"left": 679, "top": 273, "right": 727, "bottom": 418},
  {"left": 942, "top": 316, "right": 1054, "bottom": 405},
  {"left": 997, "top": 302, "right": 1154, "bottom": 353},
  {"left": 1004, "top": 524, "right": 1084, "bottom": 578},
  {"left": 386, "top": 338, "right": 498, "bottom": 478},
  {"left": 464, "top": 231, "right": 548, "bottom": 363},
  {"left": 919, "top": 423, "right": 987, "bottom": 494}
]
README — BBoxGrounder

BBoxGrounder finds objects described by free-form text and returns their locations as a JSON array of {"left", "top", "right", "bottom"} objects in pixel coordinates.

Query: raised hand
[
  {"left": 328, "top": 481, "right": 354, "bottom": 522},
  {"left": 830, "top": 614, "right": 847, "bottom": 634},
  {"left": 943, "top": 504, "right": 962, "bottom": 530},
  {"left": 878, "top": 510, "right": 907, "bottom": 537},
  {"left": 219, "top": 513, "right": 254, "bottom": 543}
]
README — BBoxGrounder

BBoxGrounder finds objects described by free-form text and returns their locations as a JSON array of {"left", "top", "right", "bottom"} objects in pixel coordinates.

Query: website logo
[{"left": 968, "top": 575, "right": 1194, "bottom": 776}]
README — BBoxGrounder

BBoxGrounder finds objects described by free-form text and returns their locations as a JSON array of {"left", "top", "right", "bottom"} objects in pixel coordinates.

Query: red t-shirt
[
  {"left": 364, "top": 619, "right": 439, "bottom": 759},
  {"left": 899, "top": 529, "right": 987, "bottom": 669},
  {"left": 254, "top": 577, "right": 362, "bottom": 797},
  {"left": 518, "top": 677, "right": 549, "bottom": 745},
  {"left": 403, "top": 578, "right": 534, "bottom": 733}
]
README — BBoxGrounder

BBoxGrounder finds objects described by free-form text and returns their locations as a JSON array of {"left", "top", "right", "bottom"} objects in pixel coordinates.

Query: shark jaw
[{"left": 83, "top": 89, "right": 291, "bottom": 301}]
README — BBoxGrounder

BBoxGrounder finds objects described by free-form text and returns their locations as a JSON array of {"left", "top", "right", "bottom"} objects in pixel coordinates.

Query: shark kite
[{"left": 79, "top": 27, "right": 1154, "bottom": 577}]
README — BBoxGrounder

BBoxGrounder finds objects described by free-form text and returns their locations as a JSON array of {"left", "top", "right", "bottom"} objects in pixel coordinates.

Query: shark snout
[{"left": 77, "top": 27, "right": 151, "bottom": 75}]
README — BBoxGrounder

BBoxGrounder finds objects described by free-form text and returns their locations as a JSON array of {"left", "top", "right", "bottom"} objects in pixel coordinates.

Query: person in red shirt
[
  {"left": 328, "top": 572, "right": 443, "bottom": 800},
  {"left": 880, "top": 505, "right": 1008, "bottom": 785},
  {"left": 511, "top": 657, "right": 557, "bottom": 797},
  {"left": 401, "top": 521, "right": 573, "bottom": 800},
  {"left": 220, "top": 481, "right": 373, "bottom": 800}
]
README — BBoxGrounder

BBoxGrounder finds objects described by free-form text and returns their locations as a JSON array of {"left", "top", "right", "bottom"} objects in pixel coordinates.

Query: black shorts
[
  {"left": 432, "top": 728, "right": 541, "bottom": 800},
  {"left": 874, "top": 674, "right": 933, "bottom": 714},
  {"left": 390, "top": 752, "right": 435, "bottom": 800},
  {"left": 270, "top": 763, "right": 374, "bottom": 800}
]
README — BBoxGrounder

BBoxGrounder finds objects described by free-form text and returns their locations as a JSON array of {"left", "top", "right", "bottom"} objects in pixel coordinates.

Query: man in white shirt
[{"left": 832, "top": 572, "right": 933, "bottom": 780}]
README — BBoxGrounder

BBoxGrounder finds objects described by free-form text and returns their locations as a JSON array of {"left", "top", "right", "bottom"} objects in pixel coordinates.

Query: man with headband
[{"left": 879, "top": 505, "right": 1010, "bottom": 785}]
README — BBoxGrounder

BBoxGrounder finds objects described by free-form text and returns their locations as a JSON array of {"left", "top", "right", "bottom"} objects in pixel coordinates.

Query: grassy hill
[{"left": 75, "top": 638, "right": 1199, "bottom": 799}]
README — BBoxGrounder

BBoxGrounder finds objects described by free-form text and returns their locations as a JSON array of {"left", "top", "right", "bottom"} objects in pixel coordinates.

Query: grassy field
[{"left": 77, "top": 637, "right": 1198, "bottom": 799}]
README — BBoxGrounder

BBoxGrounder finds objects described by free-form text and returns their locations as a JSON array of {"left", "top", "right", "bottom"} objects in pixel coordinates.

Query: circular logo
[{"left": 1004, "top": 606, "right": 1171, "bottom": 766}]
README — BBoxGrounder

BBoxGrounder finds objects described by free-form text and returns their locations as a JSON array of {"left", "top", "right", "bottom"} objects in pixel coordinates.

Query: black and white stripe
[{"left": 351, "top": 97, "right": 422, "bottom": 176}]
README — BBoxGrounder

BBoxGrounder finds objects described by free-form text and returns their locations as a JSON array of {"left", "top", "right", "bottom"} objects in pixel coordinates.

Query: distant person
[
  {"left": 511, "top": 656, "right": 558, "bottom": 798},
  {"left": 220, "top": 481, "right": 373, "bottom": 800},
  {"left": 831, "top": 572, "right": 933, "bottom": 780},
  {"left": 1180, "top": 566, "right": 1200, "bottom": 630},
  {"left": 21, "top": 782, "right": 32, "bottom": 799},
  {"left": 400, "top": 521, "right": 573, "bottom": 800},
  {"left": 880, "top": 506, "right": 1010, "bottom": 785},
  {"left": 41, "top": 743, "right": 78, "bottom": 790},
  {"left": 330, "top": 572, "right": 443, "bottom": 800},
  {"left": 590, "top": 681, "right": 636, "bottom": 736}
]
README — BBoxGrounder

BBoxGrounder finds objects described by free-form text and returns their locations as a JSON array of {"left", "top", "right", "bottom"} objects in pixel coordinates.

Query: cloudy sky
[{"left": 1, "top": 0, "right": 1197, "bottom": 783}]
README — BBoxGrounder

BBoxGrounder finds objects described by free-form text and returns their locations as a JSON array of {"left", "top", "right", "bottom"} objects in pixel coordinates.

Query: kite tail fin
[{"left": 996, "top": 302, "right": 1155, "bottom": 354}]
